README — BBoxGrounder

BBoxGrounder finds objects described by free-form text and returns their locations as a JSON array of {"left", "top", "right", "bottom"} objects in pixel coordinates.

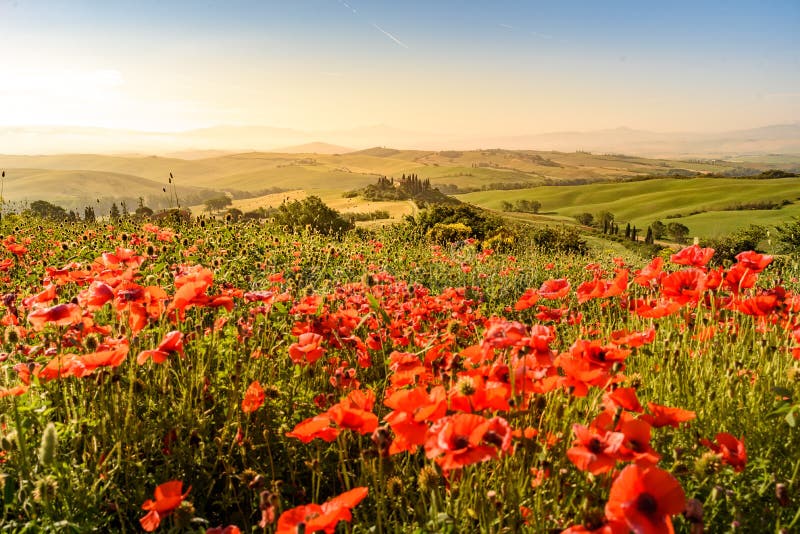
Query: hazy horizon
[{"left": 2, "top": 0, "right": 798, "bottom": 151}]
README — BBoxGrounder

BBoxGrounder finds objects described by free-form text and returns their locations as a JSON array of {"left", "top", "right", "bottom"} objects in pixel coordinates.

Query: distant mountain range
[{"left": 1, "top": 122, "right": 798, "bottom": 157}]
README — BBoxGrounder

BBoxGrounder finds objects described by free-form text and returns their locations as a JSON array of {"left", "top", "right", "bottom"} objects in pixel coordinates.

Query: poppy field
[{"left": 0, "top": 216, "right": 798, "bottom": 533}]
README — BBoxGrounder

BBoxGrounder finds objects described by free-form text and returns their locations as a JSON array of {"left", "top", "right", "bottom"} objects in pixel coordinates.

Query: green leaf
[
  {"left": 786, "top": 409, "right": 796, "bottom": 428},
  {"left": 367, "top": 293, "right": 391, "bottom": 325}
]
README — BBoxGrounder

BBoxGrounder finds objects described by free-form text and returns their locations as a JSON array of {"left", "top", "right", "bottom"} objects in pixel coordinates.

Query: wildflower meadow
[{"left": 0, "top": 215, "right": 798, "bottom": 533}]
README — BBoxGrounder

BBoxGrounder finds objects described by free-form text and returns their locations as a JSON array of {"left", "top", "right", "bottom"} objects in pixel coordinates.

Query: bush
[
  {"left": 574, "top": 212, "right": 594, "bottom": 226},
  {"left": 527, "top": 225, "right": 587, "bottom": 255},
  {"left": 773, "top": 218, "right": 800, "bottom": 254},
  {"left": 347, "top": 210, "right": 391, "bottom": 222},
  {"left": 272, "top": 195, "right": 353, "bottom": 235},
  {"left": 426, "top": 222, "right": 473, "bottom": 244},
  {"left": 703, "top": 225, "right": 767, "bottom": 265},
  {"left": 410, "top": 203, "right": 501, "bottom": 240},
  {"left": 667, "top": 222, "right": 690, "bottom": 243}
]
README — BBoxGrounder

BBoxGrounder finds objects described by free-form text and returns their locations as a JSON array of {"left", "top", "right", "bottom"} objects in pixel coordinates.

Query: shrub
[
  {"left": 773, "top": 217, "right": 800, "bottom": 254},
  {"left": 426, "top": 222, "right": 473, "bottom": 244},
  {"left": 667, "top": 222, "right": 690, "bottom": 243},
  {"left": 527, "top": 225, "right": 587, "bottom": 254},
  {"left": 703, "top": 225, "right": 767, "bottom": 265},
  {"left": 574, "top": 212, "right": 594, "bottom": 226},
  {"left": 272, "top": 195, "right": 353, "bottom": 235},
  {"left": 410, "top": 203, "right": 501, "bottom": 240}
]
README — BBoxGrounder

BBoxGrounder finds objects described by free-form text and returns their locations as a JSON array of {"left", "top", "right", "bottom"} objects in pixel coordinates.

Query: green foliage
[
  {"left": 346, "top": 210, "right": 391, "bottom": 222},
  {"left": 83, "top": 206, "right": 96, "bottom": 222},
  {"left": 426, "top": 222, "right": 473, "bottom": 244},
  {"left": 411, "top": 203, "right": 502, "bottom": 240},
  {"left": 650, "top": 220, "right": 666, "bottom": 239},
  {"left": 272, "top": 195, "right": 353, "bottom": 235},
  {"left": 773, "top": 217, "right": 800, "bottom": 254},
  {"left": 204, "top": 195, "right": 233, "bottom": 213},
  {"left": 574, "top": 212, "right": 594, "bottom": 226},
  {"left": 703, "top": 225, "right": 767, "bottom": 265},
  {"left": 27, "top": 200, "right": 68, "bottom": 221},
  {"left": 500, "top": 199, "right": 541, "bottom": 214},
  {"left": 667, "top": 221, "right": 690, "bottom": 243},
  {"left": 526, "top": 225, "right": 588, "bottom": 254}
]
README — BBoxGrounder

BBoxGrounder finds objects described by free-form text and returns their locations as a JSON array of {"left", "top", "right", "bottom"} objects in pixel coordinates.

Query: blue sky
[{"left": 1, "top": 0, "right": 797, "bottom": 134}]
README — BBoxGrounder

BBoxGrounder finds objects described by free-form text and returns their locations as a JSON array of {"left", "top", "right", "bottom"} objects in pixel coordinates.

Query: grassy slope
[
  {"left": 458, "top": 177, "right": 800, "bottom": 237},
  {"left": 2, "top": 150, "right": 795, "bottom": 236},
  {"left": 2, "top": 168, "right": 205, "bottom": 205}
]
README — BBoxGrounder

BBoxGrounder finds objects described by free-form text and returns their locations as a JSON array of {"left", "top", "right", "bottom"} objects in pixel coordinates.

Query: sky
[{"left": 0, "top": 0, "right": 798, "bottom": 139}]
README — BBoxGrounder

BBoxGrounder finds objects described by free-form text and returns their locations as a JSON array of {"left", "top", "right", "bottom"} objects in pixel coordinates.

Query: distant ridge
[
  {"left": 269, "top": 142, "right": 354, "bottom": 154},
  {"left": 0, "top": 122, "right": 798, "bottom": 157}
]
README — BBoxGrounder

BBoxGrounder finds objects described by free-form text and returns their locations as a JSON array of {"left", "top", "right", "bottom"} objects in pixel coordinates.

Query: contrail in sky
[
  {"left": 371, "top": 22, "right": 409, "bottom": 49},
  {"left": 335, "top": 0, "right": 409, "bottom": 49}
]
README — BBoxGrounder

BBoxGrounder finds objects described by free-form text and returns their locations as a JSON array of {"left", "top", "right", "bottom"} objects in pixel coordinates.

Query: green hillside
[
  {"left": 458, "top": 177, "right": 800, "bottom": 237},
  {"left": 1, "top": 149, "right": 796, "bottom": 236}
]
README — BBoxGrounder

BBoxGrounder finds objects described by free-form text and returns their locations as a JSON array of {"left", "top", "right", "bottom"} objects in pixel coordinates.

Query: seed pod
[{"left": 39, "top": 422, "right": 58, "bottom": 467}]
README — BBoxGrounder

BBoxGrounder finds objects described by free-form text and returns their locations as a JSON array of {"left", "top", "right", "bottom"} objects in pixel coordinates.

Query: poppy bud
[
  {"left": 417, "top": 465, "right": 440, "bottom": 492},
  {"left": 38, "top": 422, "right": 58, "bottom": 468},
  {"left": 684, "top": 498, "right": 704, "bottom": 524},
  {"left": 386, "top": 476, "right": 403, "bottom": 498},
  {"left": 776, "top": 483, "right": 790, "bottom": 506},
  {"left": 371, "top": 426, "right": 392, "bottom": 457},
  {"left": 1, "top": 431, "right": 18, "bottom": 451},
  {"left": 248, "top": 475, "right": 266, "bottom": 490}
]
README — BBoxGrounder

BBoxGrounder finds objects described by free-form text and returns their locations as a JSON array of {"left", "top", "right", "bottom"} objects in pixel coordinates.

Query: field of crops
[{"left": 0, "top": 215, "right": 798, "bottom": 533}]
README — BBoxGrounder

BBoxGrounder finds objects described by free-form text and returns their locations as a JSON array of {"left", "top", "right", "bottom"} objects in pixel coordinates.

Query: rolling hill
[
  {"left": 457, "top": 177, "right": 800, "bottom": 238},
  {"left": 1, "top": 148, "right": 797, "bottom": 236}
]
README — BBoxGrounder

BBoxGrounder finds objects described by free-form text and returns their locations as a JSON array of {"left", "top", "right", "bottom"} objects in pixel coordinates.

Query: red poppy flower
[
  {"left": 71, "top": 343, "right": 129, "bottom": 377},
  {"left": 640, "top": 403, "right": 696, "bottom": 428},
  {"left": 137, "top": 331, "right": 185, "bottom": 365},
  {"left": 424, "top": 413, "right": 498, "bottom": 471},
  {"left": 630, "top": 298, "right": 683, "bottom": 319},
  {"left": 0, "top": 384, "right": 29, "bottom": 398},
  {"left": 286, "top": 414, "right": 340, "bottom": 443},
  {"left": 514, "top": 288, "right": 540, "bottom": 311},
  {"left": 605, "top": 464, "right": 686, "bottom": 534},
  {"left": 610, "top": 328, "right": 656, "bottom": 348},
  {"left": 633, "top": 257, "right": 664, "bottom": 287},
  {"left": 660, "top": 268, "right": 706, "bottom": 304},
  {"left": 539, "top": 278, "right": 571, "bottom": 300},
  {"left": 735, "top": 250, "right": 772, "bottom": 273},
  {"left": 670, "top": 244, "right": 714, "bottom": 267},
  {"left": 288, "top": 332, "right": 326, "bottom": 365},
  {"left": 383, "top": 385, "right": 447, "bottom": 454},
  {"left": 723, "top": 263, "right": 758, "bottom": 294},
  {"left": 566, "top": 424, "right": 625, "bottom": 475},
  {"left": 327, "top": 389, "right": 378, "bottom": 435},
  {"left": 700, "top": 432, "right": 747, "bottom": 472},
  {"left": 603, "top": 387, "right": 644, "bottom": 413},
  {"left": 242, "top": 381, "right": 265, "bottom": 413},
  {"left": 77, "top": 281, "right": 115, "bottom": 311},
  {"left": 730, "top": 294, "right": 779, "bottom": 316},
  {"left": 618, "top": 418, "right": 660, "bottom": 466},
  {"left": 276, "top": 487, "right": 368, "bottom": 534},
  {"left": 27, "top": 303, "right": 83, "bottom": 331},
  {"left": 140, "top": 480, "right": 191, "bottom": 532},
  {"left": 168, "top": 265, "right": 214, "bottom": 313}
]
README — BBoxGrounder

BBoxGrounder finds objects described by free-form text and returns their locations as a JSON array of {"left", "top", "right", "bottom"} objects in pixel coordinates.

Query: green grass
[{"left": 458, "top": 177, "right": 800, "bottom": 237}]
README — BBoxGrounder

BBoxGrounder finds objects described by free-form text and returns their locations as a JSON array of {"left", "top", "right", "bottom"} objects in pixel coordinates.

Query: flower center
[
  {"left": 635, "top": 492, "right": 658, "bottom": 516},
  {"left": 453, "top": 435, "right": 470, "bottom": 450}
]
